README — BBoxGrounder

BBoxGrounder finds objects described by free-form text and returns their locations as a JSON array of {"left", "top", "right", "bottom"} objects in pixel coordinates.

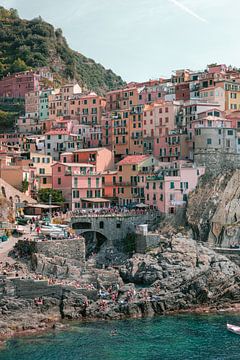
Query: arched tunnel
[{"left": 80, "top": 231, "right": 108, "bottom": 259}]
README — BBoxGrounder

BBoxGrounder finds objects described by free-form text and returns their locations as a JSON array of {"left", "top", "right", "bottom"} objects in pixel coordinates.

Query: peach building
[
  {"left": 129, "top": 107, "right": 144, "bottom": 155},
  {"left": 199, "top": 86, "right": 225, "bottom": 111},
  {"left": 30, "top": 152, "right": 53, "bottom": 191},
  {"left": 116, "top": 155, "right": 158, "bottom": 206},
  {"left": 69, "top": 92, "right": 106, "bottom": 125},
  {"left": 49, "top": 83, "right": 82, "bottom": 120},
  {"left": 106, "top": 87, "right": 139, "bottom": 112},
  {"left": 0, "top": 163, "right": 33, "bottom": 196},
  {"left": 111, "top": 110, "right": 131, "bottom": 159}
]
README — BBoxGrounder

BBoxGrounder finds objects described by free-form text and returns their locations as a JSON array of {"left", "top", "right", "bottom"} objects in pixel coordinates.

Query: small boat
[{"left": 227, "top": 323, "right": 240, "bottom": 335}]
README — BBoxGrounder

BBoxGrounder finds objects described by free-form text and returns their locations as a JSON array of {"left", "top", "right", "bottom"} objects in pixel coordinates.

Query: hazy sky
[{"left": 1, "top": 0, "right": 239, "bottom": 82}]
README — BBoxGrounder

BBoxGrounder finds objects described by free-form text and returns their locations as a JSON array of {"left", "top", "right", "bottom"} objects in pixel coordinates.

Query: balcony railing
[{"left": 116, "top": 181, "right": 138, "bottom": 186}]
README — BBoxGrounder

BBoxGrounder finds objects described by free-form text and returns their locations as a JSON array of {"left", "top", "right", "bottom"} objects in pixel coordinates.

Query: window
[
  {"left": 73, "top": 190, "right": 79, "bottom": 198},
  {"left": 226, "top": 139, "right": 231, "bottom": 147},
  {"left": 74, "top": 177, "right": 78, "bottom": 187},
  {"left": 132, "top": 165, "right": 136, "bottom": 171},
  {"left": 93, "top": 99, "right": 96, "bottom": 104},
  {"left": 88, "top": 178, "right": 91, "bottom": 187},
  {"left": 58, "top": 135, "right": 62, "bottom": 140},
  {"left": 119, "top": 165, "right": 122, "bottom": 171},
  {"left": 207, "top": 138, "right": 212, "bottom": 145},
  {"left": 160, "top": 194, "right": 163, "bottom": 201},
  {"left": 116, "top": 223, "right": 121, "bottom": 228},
  {"left": 58, "top": 166, "right": 61, "bottom": 172},
  {"left": 57, "top": 178, "right": 61, "bottom": 185},
  {"left": 153, "top": 182, "right": 156, "bottom": 190},
  {"left": 43, "top": 178, "right": 47, "bottom": 184},
  {"left": 39, "top": 168, "right": 45, "bottom": 174},
  {"left": 228, "top": 130, "right": 233, "bottom": 136},
  {"left": 99, "top": 221, "right": 104, "bottom": 229},
  {"left": 170, "top": 181, "right": 175, "bottom": 189},
  {"left": 96, "top": 178, "right": 100, "bottom": 188}
]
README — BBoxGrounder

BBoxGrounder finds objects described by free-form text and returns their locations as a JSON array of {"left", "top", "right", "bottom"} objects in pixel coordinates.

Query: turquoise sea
[{"left": 0, "top": 315, "right": 240, "bottom": 360}]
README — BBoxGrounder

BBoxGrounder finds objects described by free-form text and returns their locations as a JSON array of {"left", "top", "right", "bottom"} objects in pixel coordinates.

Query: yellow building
[{"left": 30, "top": 152, "right": 53, "bottom": 190}]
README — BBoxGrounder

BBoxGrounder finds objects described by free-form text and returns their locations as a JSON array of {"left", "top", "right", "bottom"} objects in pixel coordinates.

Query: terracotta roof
[{"left": 117, "top": 155, "right": 149, "bottom": 165}]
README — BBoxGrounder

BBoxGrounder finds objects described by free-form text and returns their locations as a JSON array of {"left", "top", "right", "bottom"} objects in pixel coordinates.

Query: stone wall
[
  {"left": 71, "top": 213, "right": 160, "bottom": 248},
  {"left": 194, "top": 151, "right": 240, "bottom": 175},
  {"left": 12, "top": 278, "right": 63, "bottom": 299},
  {"left": 35, "top": 238, "right": 85, "bottom": 264}
]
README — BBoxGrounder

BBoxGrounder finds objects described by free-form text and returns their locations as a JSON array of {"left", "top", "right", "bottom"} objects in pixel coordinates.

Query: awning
[
  {"left": 135, "top": 203, "right": 149, "bottom": 208},
  {"left": 81, "top": 198, "right": 110, "bottom": 203},
  {"left": 26, "top": 204, "right": 60, "bottom": 209}
]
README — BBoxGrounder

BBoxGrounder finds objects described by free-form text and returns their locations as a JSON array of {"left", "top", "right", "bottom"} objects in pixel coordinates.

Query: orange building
[{"left": 102, "top": 170, "right": 118, "bottom": 203}]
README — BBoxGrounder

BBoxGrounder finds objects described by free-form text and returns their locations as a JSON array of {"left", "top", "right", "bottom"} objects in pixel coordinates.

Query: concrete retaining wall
[
  {"left": 135, "top": 233, "right": 160, "bottom": 253},
  {"left": 11, "top": 278, "right": 63, "bottom": 299}
]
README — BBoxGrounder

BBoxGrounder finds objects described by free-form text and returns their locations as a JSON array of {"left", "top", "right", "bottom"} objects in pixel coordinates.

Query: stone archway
[{"left": 81, "top": 231, "right": 108, "bottom": 259}]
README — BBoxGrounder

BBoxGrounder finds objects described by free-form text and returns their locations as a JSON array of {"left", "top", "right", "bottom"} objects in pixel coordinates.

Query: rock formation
[
  {"left": 1, "top": 234, "right": 240, "bottom": 342},
  {"left": 187, "top": 170, "right": 240, "bottom": 245}
]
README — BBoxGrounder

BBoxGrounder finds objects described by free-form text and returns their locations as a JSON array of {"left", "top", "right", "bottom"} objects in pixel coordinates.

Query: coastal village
[
  {"left": 0, "top": 63, "right": 240, "bottom": 343},
  {"left": 0, "top": 63, "right": 240, "bottom": 215},
  {"left": 1, "top": 2, "right": 240, "bottom": 357}
]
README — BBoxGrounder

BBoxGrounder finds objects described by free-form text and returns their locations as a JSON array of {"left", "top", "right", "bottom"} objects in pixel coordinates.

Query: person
[{"left": 110, "top": 329, "right": 117, "bottom": 336}]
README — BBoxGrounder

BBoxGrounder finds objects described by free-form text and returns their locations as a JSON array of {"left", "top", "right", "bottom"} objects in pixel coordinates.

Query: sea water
[{"left": 0, "top": 314, "right": 240, "bottom": 360}]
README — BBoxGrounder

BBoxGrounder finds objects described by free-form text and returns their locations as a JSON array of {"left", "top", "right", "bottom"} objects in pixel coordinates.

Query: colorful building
[
  {"left": 0, "top": 71, "right": 40, "bottom": 98},
  {"left": 145, "top": 161, "right": 205, "bottom": 213},
  {"left": 116, "top": 155, "right": 158, "bottom": 206}
]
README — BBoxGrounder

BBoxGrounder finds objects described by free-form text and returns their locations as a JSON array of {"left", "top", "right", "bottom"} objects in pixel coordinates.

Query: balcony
[
  {"left": 116, "top": 181, "right": 138, "bottom": 186},
  {"left": 146, "top": 175, "right": 164, "bottom": 181}
]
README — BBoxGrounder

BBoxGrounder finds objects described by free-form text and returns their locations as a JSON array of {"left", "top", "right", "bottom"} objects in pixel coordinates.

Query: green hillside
[{"left": 0, "top": 7, "right": 125, "bottom": 95}]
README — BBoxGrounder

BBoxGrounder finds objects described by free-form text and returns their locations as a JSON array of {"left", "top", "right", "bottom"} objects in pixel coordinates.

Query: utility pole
[
  {"left": 49, "top": 193, "right": 52, "bottom": 224},
  {"left": 49, "top": 193, "right": 52, "bottom": 241}
]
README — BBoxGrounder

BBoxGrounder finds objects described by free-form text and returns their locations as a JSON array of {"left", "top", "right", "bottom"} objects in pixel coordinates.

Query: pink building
[
  {"left": 0, "top": 71, "right": 40, "bottom": 98},
  {"left": 52, "top": 162, "right": 108, "bottom": 210},
  {"left": 144, "top": 161, "right": 205, "bottom": 213},
  {"left": 52, "top": 147, "right": 114, "bottom": 209}
]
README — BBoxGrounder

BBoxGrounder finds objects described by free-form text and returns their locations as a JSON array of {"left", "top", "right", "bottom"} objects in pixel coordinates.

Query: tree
[
  {"left": 38, "top": 188, "right": 64, "bottom": 204},
  {"left": 10, "top": 58, "right": 28, "bottom": 73},
  {"left": 21, "top": 179, "right": 29, "bottom": 193}
]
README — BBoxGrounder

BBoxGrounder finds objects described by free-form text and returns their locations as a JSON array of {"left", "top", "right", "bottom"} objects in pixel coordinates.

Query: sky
[{"left": 1, "top": 0, "right": 239, "bottom": 82}]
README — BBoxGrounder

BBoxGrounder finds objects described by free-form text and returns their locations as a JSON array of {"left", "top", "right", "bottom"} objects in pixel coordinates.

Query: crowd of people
[{"left": 65, "top": 207, "right": 157, "bottom": 218}]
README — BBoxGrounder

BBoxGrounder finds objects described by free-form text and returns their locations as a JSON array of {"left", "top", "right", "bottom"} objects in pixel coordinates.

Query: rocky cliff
[
  {"left": 186, "top": 170, "right": 240, "bottom": 244},
  {"left": 1, "top": 235, "right": 240, "bottom": 343}
]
